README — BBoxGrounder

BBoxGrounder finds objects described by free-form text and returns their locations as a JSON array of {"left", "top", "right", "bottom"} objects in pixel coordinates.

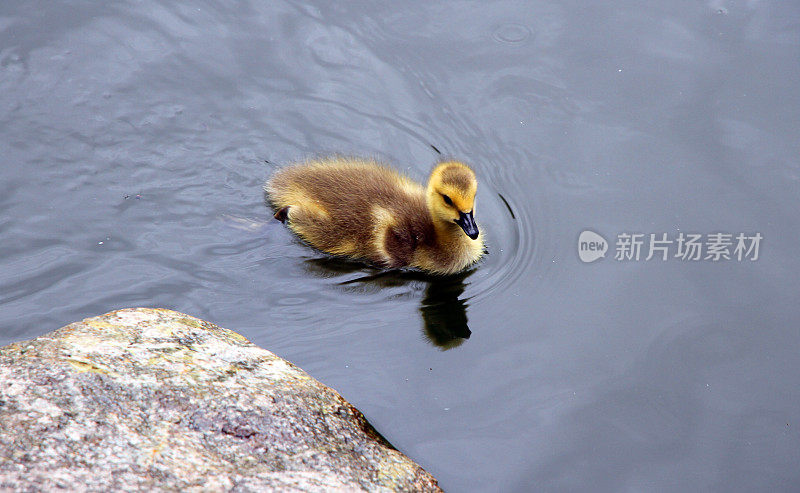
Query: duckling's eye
[{"left": 442, "top": 194, "right": 453, "bottom": 206}]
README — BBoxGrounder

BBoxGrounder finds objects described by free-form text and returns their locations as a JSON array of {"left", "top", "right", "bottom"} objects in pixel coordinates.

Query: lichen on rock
[{"left": 0, "top": 308, "right": 441, "bottom": 492}]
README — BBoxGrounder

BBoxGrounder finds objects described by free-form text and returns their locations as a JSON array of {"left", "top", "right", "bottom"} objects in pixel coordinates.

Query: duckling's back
[{"left": 265, "top": 157, "right": 430, "bottom": 267}]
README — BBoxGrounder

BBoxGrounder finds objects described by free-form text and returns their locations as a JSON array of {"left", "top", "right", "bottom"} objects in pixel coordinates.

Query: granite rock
[{"left": 0, "top": 308, "right": 440, "bottom": 492}]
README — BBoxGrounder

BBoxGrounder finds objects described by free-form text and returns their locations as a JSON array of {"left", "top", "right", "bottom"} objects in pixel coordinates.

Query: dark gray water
[{"left": 2, "top": 1, "right": 799, "bottom": 490}]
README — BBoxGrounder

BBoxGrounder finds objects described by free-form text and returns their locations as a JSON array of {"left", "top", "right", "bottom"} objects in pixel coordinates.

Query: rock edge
[{"left": 0, "top": 308, "right": 440, "bottom": 492}]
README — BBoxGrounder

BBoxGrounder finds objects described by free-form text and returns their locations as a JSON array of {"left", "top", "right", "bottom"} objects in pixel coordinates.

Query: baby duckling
[{"left": 265, "top": 157, "right": 485, "bottom": 275}]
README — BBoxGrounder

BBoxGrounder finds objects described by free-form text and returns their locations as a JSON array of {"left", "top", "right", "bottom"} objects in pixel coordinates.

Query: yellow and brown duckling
[{"left": 265, "top": 157, "right": 485, "bottom": 275}]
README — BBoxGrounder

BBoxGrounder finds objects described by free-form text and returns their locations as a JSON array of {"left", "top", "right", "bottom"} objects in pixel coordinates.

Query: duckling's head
[{"left": 426, "top": 161, "right": 480, "bottom": 240}]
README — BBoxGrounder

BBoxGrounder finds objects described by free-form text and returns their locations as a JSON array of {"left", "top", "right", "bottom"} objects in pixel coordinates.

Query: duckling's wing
[{"left": 381, "top": 223, "right": 417, "bottom": 269}]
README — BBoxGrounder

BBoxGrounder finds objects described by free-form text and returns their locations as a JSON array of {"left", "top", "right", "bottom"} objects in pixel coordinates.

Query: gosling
[{"left": 265, "top": 157, "right": 485, "bottom": 275}]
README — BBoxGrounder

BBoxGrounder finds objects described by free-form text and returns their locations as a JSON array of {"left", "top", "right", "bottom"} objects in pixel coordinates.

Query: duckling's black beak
[{"left": 455, "top": 211, "right": 479, "bottom": 240}]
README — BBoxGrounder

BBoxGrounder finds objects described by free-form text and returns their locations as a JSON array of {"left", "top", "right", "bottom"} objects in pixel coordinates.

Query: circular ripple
[
  {"left": 275, "top": 296, "right": 309, "bottom": 306},
  {"left": 461, "top": 173, "right": 536, "bottom": 305},
  {"left": 492, "top": 23, "right": 532, "bottom": 44}
]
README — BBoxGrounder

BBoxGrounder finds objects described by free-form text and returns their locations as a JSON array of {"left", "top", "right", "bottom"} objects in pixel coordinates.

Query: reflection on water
[{"left": 303, "top": 257, "right": 474, "bottom": 349}]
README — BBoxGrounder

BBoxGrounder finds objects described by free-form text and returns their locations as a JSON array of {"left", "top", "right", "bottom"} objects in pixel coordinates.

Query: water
[{"left": 2, "top": 1, "right": 799, "bottom": 490}]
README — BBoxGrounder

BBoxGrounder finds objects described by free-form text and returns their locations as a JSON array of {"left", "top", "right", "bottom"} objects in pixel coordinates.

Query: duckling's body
[{"left": 265, "top": 157, "right": 485, "bottom": 275}]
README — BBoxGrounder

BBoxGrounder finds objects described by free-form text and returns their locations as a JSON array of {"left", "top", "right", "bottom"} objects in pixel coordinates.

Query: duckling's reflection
[{"left": 303, "top": 257, "right": 474, "bottom": 349}]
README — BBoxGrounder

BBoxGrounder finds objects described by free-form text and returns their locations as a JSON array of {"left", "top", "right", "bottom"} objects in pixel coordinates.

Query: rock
[{"left": 0, "top": 308, "right": 440, "bottom": 492}]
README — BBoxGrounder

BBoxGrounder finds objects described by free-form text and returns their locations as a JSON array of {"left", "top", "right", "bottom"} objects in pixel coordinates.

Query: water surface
[{"left": 2, "top": 1, "right": 799, "bottom": 490}]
